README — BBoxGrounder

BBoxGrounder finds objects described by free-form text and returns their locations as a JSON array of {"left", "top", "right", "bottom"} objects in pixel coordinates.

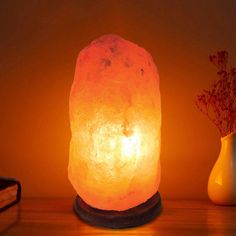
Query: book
[{"left": 0, "top": 177, "right": 21, "bottom": 212}]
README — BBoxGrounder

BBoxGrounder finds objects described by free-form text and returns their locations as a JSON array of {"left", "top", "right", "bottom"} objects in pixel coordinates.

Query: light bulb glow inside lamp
[{"left": 68, "top": 34, "right": 162, "bottom": 228}]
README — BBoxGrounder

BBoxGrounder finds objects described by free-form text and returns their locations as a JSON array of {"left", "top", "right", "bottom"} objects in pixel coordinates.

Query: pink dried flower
[{"left": 196, "top": 51, "right": 236, "bottom": 137}]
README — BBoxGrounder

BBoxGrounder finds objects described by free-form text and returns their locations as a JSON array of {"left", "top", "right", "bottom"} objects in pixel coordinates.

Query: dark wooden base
[{"left": 73, "top": 192, "right": 162, "bottom": 229}]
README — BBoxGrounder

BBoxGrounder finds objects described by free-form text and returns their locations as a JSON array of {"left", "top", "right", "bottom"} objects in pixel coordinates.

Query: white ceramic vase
[{"left": 208, "top": 131, "right": 236, "bottom": 205}]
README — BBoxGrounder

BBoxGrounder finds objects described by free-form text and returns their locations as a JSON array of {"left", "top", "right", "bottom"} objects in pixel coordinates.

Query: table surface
[{"left": 0, "top": 198, "right": 236, "bottom": 236}]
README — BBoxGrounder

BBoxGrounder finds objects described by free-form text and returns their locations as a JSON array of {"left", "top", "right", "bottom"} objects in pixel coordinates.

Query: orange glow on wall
[{"left": 68, "top": 34, "right": 161, "bottom": 211}]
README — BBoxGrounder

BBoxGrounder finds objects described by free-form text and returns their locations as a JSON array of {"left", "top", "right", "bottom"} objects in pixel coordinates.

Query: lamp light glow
[{"left": 68, "top": 34, "right": 162, "bottom": 228}]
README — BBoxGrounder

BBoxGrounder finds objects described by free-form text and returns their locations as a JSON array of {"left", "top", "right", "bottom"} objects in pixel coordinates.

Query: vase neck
[{"left": 220, "top": 132, "right": 236, "bottom": 160}]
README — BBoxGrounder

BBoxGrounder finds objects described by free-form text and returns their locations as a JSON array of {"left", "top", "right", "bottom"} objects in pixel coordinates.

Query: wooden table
[{"left": 1, "top": 198, "right": 236, "bottom": 235}]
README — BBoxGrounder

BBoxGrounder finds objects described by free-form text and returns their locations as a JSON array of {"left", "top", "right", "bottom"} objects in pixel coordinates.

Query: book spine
[{"left": 0, "top": 180, "right": 21, "bottom": 212}]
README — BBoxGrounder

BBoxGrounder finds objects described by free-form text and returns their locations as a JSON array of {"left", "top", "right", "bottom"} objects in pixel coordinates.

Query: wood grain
[{"left": 0, "top": 198, "right": 235, "bottom": 235}]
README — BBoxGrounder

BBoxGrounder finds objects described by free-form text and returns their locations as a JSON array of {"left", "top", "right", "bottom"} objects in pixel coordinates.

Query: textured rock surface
[{"left": 68, "top": 34, "right": 161, "bottom": 211}]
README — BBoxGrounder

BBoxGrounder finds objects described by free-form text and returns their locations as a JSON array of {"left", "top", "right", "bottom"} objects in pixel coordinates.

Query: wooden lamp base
[{"left": 73, "top": 192, "right": 162, "bottom": 229}]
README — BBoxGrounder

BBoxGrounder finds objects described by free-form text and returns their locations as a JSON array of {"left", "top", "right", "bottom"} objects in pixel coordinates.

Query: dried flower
[{"left": 196, "top": 51, "right": 236, "bottom": 137}]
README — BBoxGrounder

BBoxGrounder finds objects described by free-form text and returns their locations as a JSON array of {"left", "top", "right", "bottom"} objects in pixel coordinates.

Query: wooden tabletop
[{"left": 0, "top": 198, "right": 236, "bottom": 235}]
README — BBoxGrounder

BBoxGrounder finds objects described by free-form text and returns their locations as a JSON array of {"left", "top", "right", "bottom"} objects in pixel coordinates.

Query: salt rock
[{"left": 68, "top": 34, "right": 161, "bottom": 211}]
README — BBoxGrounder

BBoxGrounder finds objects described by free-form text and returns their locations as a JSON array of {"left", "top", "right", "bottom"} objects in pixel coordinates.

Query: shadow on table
[
  {"left": 0, "top": 204, "right": 21, "bottom": 235},
  {"left": 207, "top": 204, "right": 236, "bottom": 236}
]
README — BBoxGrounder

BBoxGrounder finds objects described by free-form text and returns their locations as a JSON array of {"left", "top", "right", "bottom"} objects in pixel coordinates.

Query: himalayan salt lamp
[{"left": 68, "top": 34, "right": 162, "bottom": 228}]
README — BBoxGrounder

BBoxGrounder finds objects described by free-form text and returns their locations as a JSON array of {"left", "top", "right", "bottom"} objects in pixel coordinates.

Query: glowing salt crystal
[{"left": 68, "top": 34, "right": 161, "bottom": 211}]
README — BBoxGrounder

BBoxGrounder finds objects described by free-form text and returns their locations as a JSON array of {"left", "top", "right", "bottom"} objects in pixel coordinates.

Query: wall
[{"left": 0, "top": 0, "right": 235, "bottom": 199}]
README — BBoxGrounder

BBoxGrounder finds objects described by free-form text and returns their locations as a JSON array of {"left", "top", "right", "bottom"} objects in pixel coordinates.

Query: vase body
[{"left": 208, "top": 131, "right": 236, "bottom": 205}]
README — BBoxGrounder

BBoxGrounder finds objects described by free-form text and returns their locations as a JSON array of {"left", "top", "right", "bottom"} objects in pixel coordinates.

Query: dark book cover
[{"left": 0, "top": 177, "right": 21, "bottom": 212}]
